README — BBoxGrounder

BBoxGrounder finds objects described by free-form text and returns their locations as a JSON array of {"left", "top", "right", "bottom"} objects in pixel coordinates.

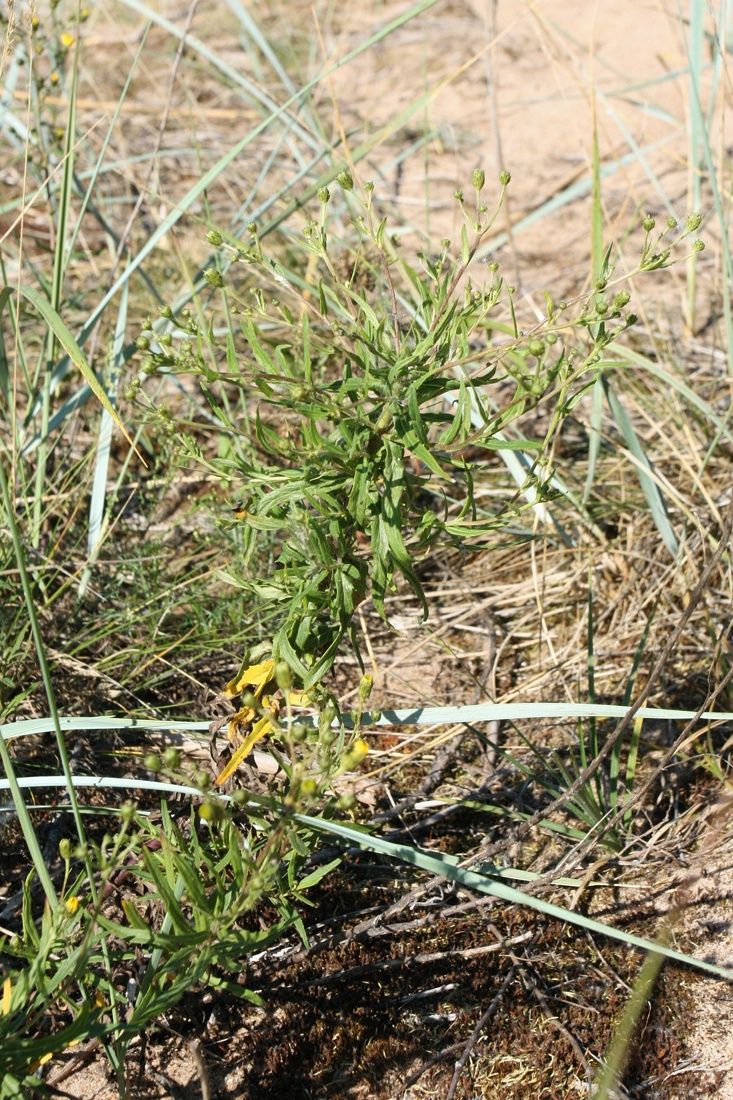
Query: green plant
[{"left": 133, "top": 174, "right": 701, "bottom": 691}]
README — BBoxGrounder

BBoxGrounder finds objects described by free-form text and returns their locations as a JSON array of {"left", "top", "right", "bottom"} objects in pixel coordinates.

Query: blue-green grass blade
[
  {"left": 602, "top": 377, "right": 679, "bottom": 557},
  {"left": 4, "top": 698, "right": 733, "bottom": 741},
  {"left": 293, "top": 813, "right": 733, "bottom": 981}
]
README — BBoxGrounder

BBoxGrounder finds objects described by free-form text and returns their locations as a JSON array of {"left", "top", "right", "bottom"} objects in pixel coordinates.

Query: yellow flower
[
  {"left": 64, "top": 895, "right": 80, "bottom": 915},
  {"left": 224, "top": 658, "right": 274, "bottom": 700},
  {"left": 60, "top": 32, "right": 75, "bottom": 47},
  {"left": 215, "top": 658, "right": 312, "bottom": 786},
  {"left": 2, "top": 976, "right": 11, "bottom": 1016}
]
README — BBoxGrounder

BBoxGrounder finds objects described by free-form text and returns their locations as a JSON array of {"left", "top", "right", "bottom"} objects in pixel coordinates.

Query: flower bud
[
  {"left": 337, "top": 171, "right": 353, "bottom": 191},
  {"left": 613, "top": 291, "right": 631, "bottom": 309},
  {"left": 275, "top": 661, "right": 293, "bottom": 692},
  {"left": 160, "top": 305, "right": 174, "bottom": 320},
  {"left": 163, "top": 747, "right": 181, "bottom": 769},
  {"left": 246, "top": 221, "right": 257, "bottom": 234},
  {"left": 317, "top": 187, "right": 330, "bottom": 204},
  {"left": 686, "top": 212, "right": 702, "bottom": 232},
  {"left": 472, "top": 168, "right": 485, "bottom": 192},
  {"left": 693, "top": 238, "right": 705, "bottom": 252},
  {"left": 204, "top": 268, "right": 224, "bottom": 289},
  {"left": 364, "top": 180, "right": 374, "bottom": 192},
  {"left": 340, "top": 738, "right": 369, "bottom": 772},
  {"left": 59, "top": 838, "right": 72, "bottom": 861},
  {"left": 206, "top": 229, "right": 223, "bottom": 246},
  {"left": 135, "top": 335, "right": 150, "bottom": 351},
  {"left": 120, "top": 800, "right": 137, "bottom": 824},
  {"left": 199, "top": 798, "right": 224, "bottom": 823},
  {"left": 358, "top": 674, "right": 374, "bottom": 704},
  {"left": 499, "top": 170, "right": 511, "bottom": 185},
  {"left": 144, "top": 754, "right": 161, "bottom": 773},
  {"left": 666, "top": 217, "right": 677, "bottom": 229},
  {"left": 528, "top": 338, "right": 544, "bottom": 357},
  {"left": 642, "top": 215, "right": 655, "bottom": 231}
]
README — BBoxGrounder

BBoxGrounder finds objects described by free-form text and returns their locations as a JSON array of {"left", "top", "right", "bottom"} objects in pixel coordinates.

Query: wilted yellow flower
[{"left": 225, "top": 658, "right": 274, "bottom": 700}]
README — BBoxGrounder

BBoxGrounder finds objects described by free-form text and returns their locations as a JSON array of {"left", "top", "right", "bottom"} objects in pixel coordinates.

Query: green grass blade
[
  {"left": 293, "top": 813, "right": 733, "bottom": 981},
  {"left": 0, "top": 286, "right": 134, "bottom": 449},
  {"left": 602, "top": 377, "right": 679, "bottom": 556}
]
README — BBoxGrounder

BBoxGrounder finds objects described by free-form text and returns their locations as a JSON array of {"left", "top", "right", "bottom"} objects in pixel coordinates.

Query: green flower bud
[
  {"left": 135, "top": 335, "right": 150, "bottom": 351},
  {"left": 206, "top": 229, "right": 223, "bottom": 246},
  {"left": 666, "top": 217, "right": 677, "bottom": 229},
  {"left": 686, "top": 212, "right": 702, "bottom": 232},
  {"left": 693, "top": 238, "right": 705, "bottom": 252},
  {"left": 364, "top": 180, "right": 374, "bottom": 192},
  {"left": 441, "top": 238, "right": 451, "bottom": 249},
  {"left": 275, "top": 661, "right": 293, "bottom": 692},
  {"left": 317, "top": 186, "right": 330, "bottom": 204},
  {"left": 59, "top": 838, "right": 72, "bottom": 861},
  {"left": 642, "top": 215, "right": 655, "bottom": 231},
  {"left": 499, "top": 170, "right": 511, "bottom": 185},
  {"left": 300, "top": 778, "right": 318, "bottom": 800},
  {"left": 158, "top": 332, "right": 172, "bottom": 347},
  {"left": 626, "top": 313, "right": 638, "bottom": 326},
  {"left": 613, "top": 291, "right": 631, "bottom": 309},
  {"left": 144, "top": 754, "right": 161, "bottom": 773},
  {"left": 594, "top": 278, "right": 607, "bottom": 291},
  {"left": 160, "top": 305, "right": 174, "bottom": 320},
  {"left": 454, "top": 190, "right": 464, "bottom": 203},
  {"left": 472, "top": 167, "right": 486, "bottom": 191},
  {"left": 358, "top": 674, "right": 374, "bottom": 704},
  {"left": 120, "top": 800, "right": 137, "bottom": 825},
  {"left": 546, "top": 332, "right": 558, "bottom": 344},
  {"left": 595, "top": 298, "right": 609, "bottom": 315},
  {"left": 528, "top": 338, "right": 544, "bottom": 357},
  {"left": 163, "top": 747, "right": 181, "bottom": 769},
  {"left": 204, "top": 268, "right": 225, "bottom": 289},
  {"left": 246, "top": 222, "right": 257, "bottom": 234},
  {"left": 291, "top": 723, "right": 308, "bottom": 743},
  {"left": 337, "top": 171, "right": 353, "bottom": 191}
]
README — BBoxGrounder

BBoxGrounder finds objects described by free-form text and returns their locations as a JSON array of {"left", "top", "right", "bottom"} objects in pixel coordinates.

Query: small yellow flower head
[
  {"left": 340, "top": 738, "right": 369, "bottom": 772},
  {"left": 61, "top": 32, "right": 75, "bottom": 48},
  {"left": 50, "top": 72, "right": 60, "bottom": 84},
  {"left": 2, "top": 977, "right": 11, "bottom": 1016},
  {"left": 64, "top": 895, "right": 81, "bottom": 915}
]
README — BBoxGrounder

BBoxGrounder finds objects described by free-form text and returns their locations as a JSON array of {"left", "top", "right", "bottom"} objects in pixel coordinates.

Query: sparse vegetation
[{"left": 2, "top": 1, "right": 733, "bottom": 1098}]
